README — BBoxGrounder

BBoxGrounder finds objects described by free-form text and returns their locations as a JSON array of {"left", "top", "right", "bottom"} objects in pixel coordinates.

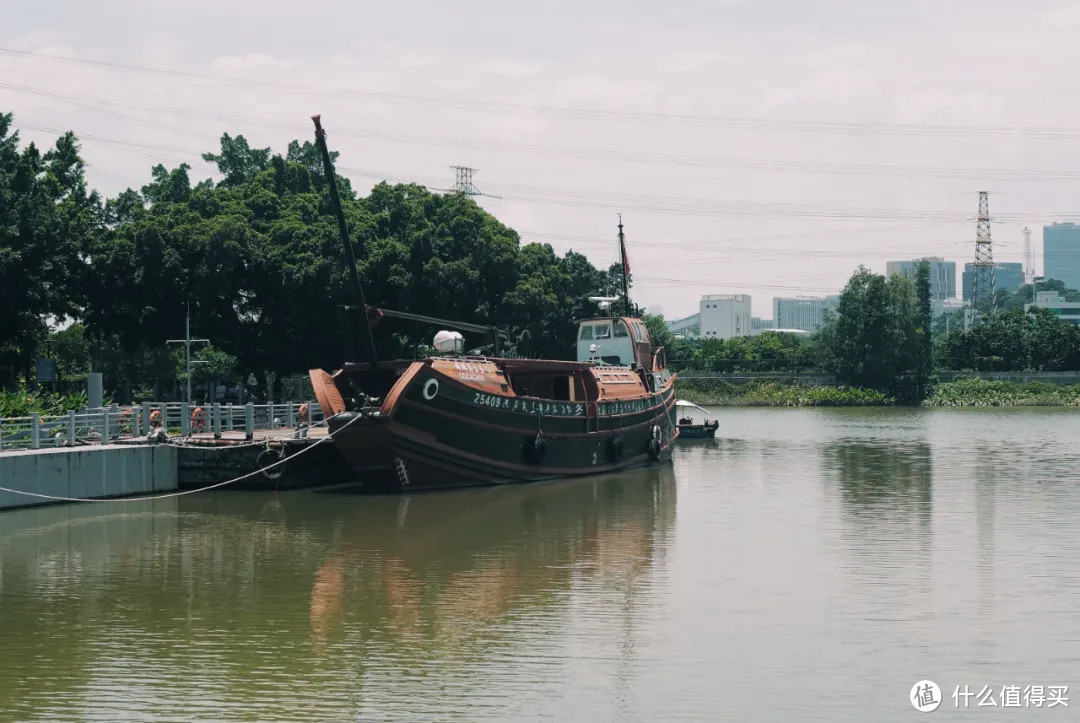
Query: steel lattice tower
[
  {"left": 970, "top": 191, "right": 996, "bottom": 325},
  {"left": 451, "top": 166, "right": 479, "bottom": 195},
  {"left": 1022, "top": 226, "right": 1034, "bottom": 284},
  {"left": 449, "top": 166, "right": 500, "bottom": 200}
]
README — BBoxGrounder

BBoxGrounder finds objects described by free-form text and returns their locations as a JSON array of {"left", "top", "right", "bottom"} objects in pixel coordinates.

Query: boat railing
[{"left": 0, "top": 401, "right": 325, "bottom": 453}]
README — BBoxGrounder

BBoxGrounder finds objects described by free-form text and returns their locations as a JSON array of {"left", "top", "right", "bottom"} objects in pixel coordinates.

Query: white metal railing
[{"left": 0, "top": 401, "right": 325, "bottom": 453}]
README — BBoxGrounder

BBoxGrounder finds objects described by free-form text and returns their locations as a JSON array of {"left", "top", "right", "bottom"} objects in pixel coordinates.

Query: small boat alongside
[{"left": 675, "top": 400, "right": 719, "bottom": 439}]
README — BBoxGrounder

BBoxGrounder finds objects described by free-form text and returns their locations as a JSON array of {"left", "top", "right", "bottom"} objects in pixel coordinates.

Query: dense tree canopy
[
  {"left": 1, "top": 114, "right": 627, "bottom": 398},
  {"left": 940, "top": 308, "right": 1080, "bottom": 371},
  {"left": 0, "top": 113, "right": 101, "bottom": 386},
  {"left": 816, "top": 264, "right": 931, "bottom": 403}
]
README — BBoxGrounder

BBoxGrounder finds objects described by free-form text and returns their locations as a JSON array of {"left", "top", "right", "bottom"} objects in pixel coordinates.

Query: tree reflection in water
[{"left": 823, "top": 440, "right": 933, "bottom": 520}]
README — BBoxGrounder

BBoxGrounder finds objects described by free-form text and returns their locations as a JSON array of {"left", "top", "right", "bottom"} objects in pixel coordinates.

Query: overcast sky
[{"left": 5, "top": 0, "right": 1080, "bottom": 318}]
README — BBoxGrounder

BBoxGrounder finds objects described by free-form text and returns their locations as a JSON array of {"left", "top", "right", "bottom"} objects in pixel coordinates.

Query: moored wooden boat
[{"left": 305, "top": 115, "right": 678, "bottom": 492}]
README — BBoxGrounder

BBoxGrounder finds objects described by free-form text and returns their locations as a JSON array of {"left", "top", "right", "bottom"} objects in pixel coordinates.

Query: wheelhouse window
[
  {"left": 579, "top": 325, "right": 594, "bottom": 340},
  {"left": 594, "top": 324, "right": 612, "bottom": 339},
  {"left": 632, "top": 321, "right": 647, "bottom": 342},
  {"left": 613, "top": 322, "right": 630, "bottom": 338}
]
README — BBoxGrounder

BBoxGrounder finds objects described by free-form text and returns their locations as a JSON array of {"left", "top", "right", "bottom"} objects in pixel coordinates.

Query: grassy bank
[
  {"left": 925, "top": 378, "right": 1080, "bottom": 407},
  {"left": 675, "top": 379, "right": 891, "bottom": 407},
  {"left": 676, "top": 377, "right": 1080, "bottom": 407}
]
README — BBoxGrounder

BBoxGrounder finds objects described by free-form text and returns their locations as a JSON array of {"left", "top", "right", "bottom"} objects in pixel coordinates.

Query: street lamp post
[{"left": 167, "top": 304, "right": 210, "bottom": 403}]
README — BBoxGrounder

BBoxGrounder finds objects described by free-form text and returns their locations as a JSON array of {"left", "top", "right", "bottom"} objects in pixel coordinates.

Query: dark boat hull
[
  {"left": 676, "top": 424, "right": 718, "bottom": 439},
  {"left": 329, "top": 364, "right": 679, "bottom": 492}
]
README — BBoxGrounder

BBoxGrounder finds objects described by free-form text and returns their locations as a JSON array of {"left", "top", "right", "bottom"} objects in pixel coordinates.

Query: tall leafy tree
[
  {"left": 913, "top": 260, "right": 933, "bottom": 400},
  {"left": 822, "top": 266, "right": 929, "bottom": 402},
  {"left": 0, "top": 114, "right": 101, "bottom": 388}
]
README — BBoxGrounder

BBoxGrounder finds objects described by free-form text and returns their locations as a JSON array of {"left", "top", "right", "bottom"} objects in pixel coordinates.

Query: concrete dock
[{"left": 0, "top": 444, "right": 178, "bottom": 510}]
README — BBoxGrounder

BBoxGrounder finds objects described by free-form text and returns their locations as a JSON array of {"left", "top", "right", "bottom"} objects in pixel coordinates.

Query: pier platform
[{"left": 176, "top": 427, "right": 354, "bottom": 490}]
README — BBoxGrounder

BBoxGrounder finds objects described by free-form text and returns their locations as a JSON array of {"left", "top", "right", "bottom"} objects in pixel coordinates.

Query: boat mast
[
  {"left": 618, "top": 214, "right": 631, "bottom": 316},
  {"left": 312, "top": 115, "right": 379, "bottom": 366}
]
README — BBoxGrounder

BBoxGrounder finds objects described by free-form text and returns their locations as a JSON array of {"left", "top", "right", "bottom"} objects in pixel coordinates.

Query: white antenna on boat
[{"left": 589, "top": 296, "right": 620, "bottom": 311}]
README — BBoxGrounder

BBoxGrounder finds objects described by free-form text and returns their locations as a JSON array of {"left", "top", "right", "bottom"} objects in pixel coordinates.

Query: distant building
[
  {"left": 1044, "top": 222, "right": 1080, "bottom": 291},
  {"left": 961, "top": 262, "right": 1023, "bottom": 301},
  {"left": 750, "top": 317, "right": 775, "bottom": 335},
  {"left": 700, "top": 294, "right": 751, "bottom": 339},
  {"left": 1026, "top": 290, "right": 1080, "bottom": 326},
  {"left": 772, "top": 296, "right": 835, "bottom": 333},
  {"left": 886, "top": 257, "right": 956, "bottom": 301},
  {"left": 666, "top": 312, "right": 700, "bottom": 338},
  {"left": 935, "top": 297, "right": 966, "bottom": 319}
]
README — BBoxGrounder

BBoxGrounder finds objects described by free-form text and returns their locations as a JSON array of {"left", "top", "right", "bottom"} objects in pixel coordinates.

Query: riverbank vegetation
[
  {"left": 0, "top": 390, "right": 92, "bottom": 418},
  {"left": 675, "top": 379, "right": 891, "bottom": 406},
  {"left": 925, "top": 378, "right": 1080, "bottom": 406},
  {"left": 677, "top": 378, "right": 1080, "bottom": 408}
]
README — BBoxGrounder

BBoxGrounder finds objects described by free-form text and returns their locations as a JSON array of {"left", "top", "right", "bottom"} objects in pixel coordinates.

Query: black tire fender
[
  {"left": 524, "top": 435, "right": 548, "bottom": 464},
  {"left": 607, "top": 436, "right": 624, "bottom": 462}
]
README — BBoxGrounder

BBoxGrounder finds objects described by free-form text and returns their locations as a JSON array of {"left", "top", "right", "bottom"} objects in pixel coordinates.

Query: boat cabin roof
[{"left": 675, "top": 399, "right": 711, "bottom": 415}]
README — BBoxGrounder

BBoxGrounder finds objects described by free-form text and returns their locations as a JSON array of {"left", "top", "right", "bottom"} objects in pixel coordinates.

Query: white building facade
[
  {"left": 699, "top": 294, "right": 752, "bottom": 339},
  {"left": 1026, "top": 291, "right": 1080, "bottom": 326},
  {"left": 771, "top": 296, "right": 838, "bottom": 333}
]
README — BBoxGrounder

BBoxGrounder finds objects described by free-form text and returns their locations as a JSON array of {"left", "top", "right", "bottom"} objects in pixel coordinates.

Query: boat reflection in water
[
  {"left": 0, "top": 468, "right": 675, "bottom": 720},
  {"left": 301, "top": 466, "right": 677, "bottom": 646}
]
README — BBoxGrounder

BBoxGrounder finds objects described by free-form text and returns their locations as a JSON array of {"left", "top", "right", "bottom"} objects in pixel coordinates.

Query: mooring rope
[{"left": 0, "top": 411, "right": 366, "bottom": 504}]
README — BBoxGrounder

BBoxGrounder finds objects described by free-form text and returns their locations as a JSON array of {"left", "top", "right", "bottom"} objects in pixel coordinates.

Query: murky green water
[{"left": 1, "top": 408, "right": 1078, "bottom": 721}]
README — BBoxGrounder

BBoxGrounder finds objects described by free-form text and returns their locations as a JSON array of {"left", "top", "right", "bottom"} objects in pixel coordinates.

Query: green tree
[
  {"left": 643, "top": 313, "right": 674, "bottom": 351},
  {"left": 914, "top": 260, "right": 933, "bottom": 400},
  {"left": 5, "top": 116, "right": 632, "bottom": 396},
  {"left": 822, "top": 266, "right": 929, "bottom": 402},
  {"left": 202, "top": 133, "right": 272, "bottom": 188},
  {"left": 0, "top": 114, "right": 102, "bottom": 388}
]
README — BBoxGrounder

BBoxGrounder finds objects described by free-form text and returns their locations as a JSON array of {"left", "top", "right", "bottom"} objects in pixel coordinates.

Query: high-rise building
[
  {"left": 1044, "top": 222, "right": 1080, "bottom": 291},
  {"left": 699, "top": 294, "right": 751, "bottom": 339},
  {"left": 961, "top": 262, "right": 1023, "bottom": 301},
  {"left": 772, "top": 296, "right": 834, "bottom": 332},
  {"left": 885, "top": 257, "right": 957, "bottom": 301}
]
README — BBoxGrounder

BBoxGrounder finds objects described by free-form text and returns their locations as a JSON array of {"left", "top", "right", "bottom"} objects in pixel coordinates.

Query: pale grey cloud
[{"left": 3, "top": 0, "right": 1080, "bottom": 316}]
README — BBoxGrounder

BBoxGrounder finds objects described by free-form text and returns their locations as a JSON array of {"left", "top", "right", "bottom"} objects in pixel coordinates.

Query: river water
[{"left": 1, "top": 408, "right": 1077, "bottom": 721}]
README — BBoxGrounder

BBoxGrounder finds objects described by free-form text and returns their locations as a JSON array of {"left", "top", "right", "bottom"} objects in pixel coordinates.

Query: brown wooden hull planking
[{"left": 312, "top": 357, "right": 679, "bottom": 492}]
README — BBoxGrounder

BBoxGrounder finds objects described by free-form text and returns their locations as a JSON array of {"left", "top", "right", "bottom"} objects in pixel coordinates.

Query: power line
[
  {"left": 7, "top": 46, "right": 1080, "bottom": 139},
  {"left": 12, "top": 116, "right": 1002, "bottom": 223},
  {"left": 10, "top": 82, "right": 1080, "bottom": 182}
]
